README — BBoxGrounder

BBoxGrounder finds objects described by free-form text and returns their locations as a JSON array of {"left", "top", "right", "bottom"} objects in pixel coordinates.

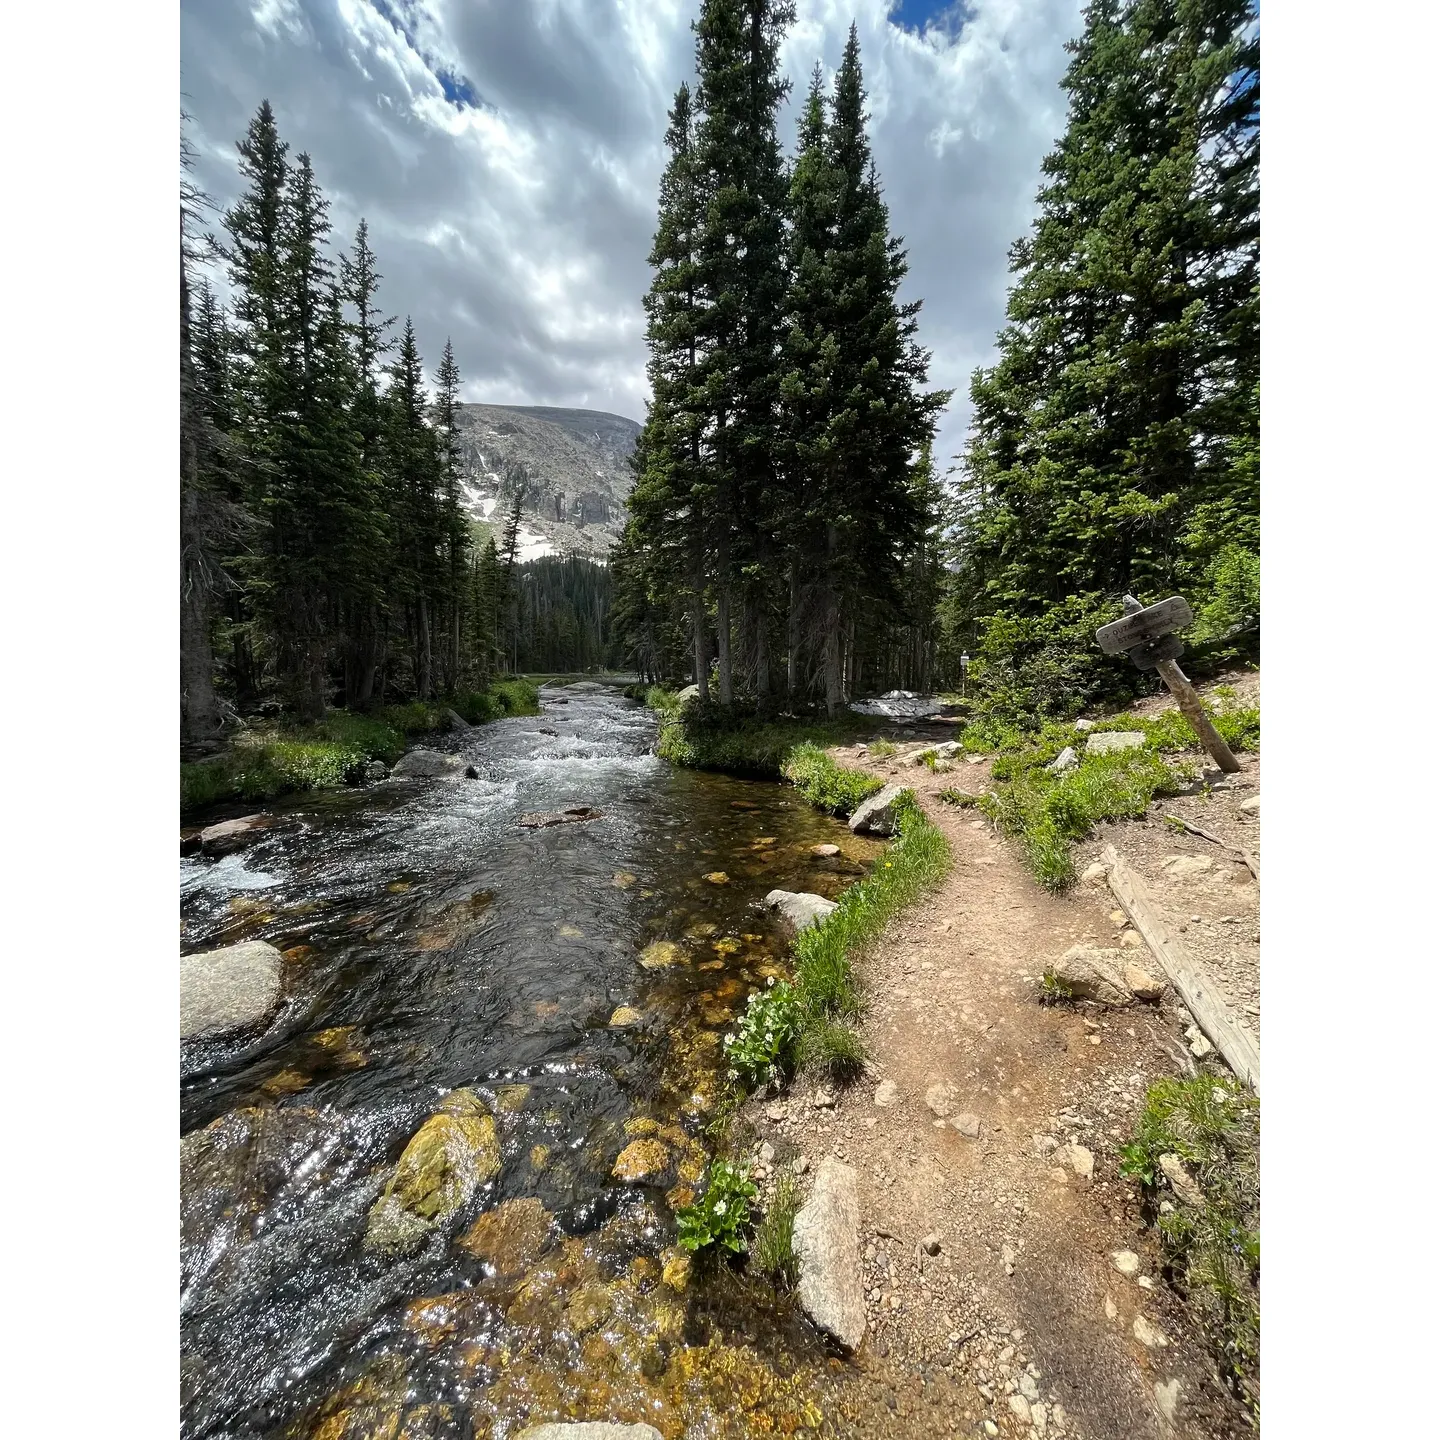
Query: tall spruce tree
[
  {"left": 959, "top": 0, "right": 1259, "bottom": 619},
  {"left": 431, "top": 339, "right": 469, "bottom": 691}
]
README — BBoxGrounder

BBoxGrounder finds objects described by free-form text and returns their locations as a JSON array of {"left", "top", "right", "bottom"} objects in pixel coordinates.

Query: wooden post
[
  {"left": 1103, "top": 846, "right": 1260, "bottom": 1092},
  {"left": 1152, "top": 657, "right": 1241, "bottom": 773}
]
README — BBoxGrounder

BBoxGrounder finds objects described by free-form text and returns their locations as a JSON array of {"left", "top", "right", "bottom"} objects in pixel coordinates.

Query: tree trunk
[
  {"left": 180, "top": 247, "right": 223, "bottom": 746},
  {"left": 786, "top": 560, "right": 801, "bottom": 704},
  {"left": 823, "top": 526, "right": 843, "bottom": 717},
  {"left": 691, "top": 551, "right": 710, "bottom": 703},
  {"left": 417, "top": 597, "right": 432, "bottom": 698}
]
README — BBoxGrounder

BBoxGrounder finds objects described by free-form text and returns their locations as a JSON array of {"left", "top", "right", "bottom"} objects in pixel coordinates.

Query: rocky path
[{"left": 743, "top": 745, "right": 1260, "bottom": 1440}]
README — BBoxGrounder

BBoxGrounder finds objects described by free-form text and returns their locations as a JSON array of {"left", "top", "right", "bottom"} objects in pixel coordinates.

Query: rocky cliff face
[{"left": 451, "top": 404, "right": 641, "bottom": 561}]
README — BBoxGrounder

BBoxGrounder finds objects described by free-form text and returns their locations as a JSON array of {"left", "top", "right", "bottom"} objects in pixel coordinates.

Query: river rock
[
  {"left": 445, "top": 707, "right": 472, "bottom": 731},
  {"left": 810, "top": 843, "right": 841, "bottom": 858},
  {"left": 364, "top": 760, "right": 388, "bottom": 781},
  {"left": 392, "top": 748, "right": 467, "bottom": 779},
  {"left": 1124, "top": 963, "right": 1166, "bottom": 1001},
  {"left": 612, "top": 1139, "right": 672, "bottom": 1184},
  {"left": 1047, "top": 745, "right": 1079, "bottom": 775},
  {"left": 518, "top": 806, "right": 604, "bottom": 828},
  {"left": 180, "top": 941, "right": 283, "bottom": 1040},
  {"left": 848, "top": 783, "right": 910, "bottom": 836},
  {"left": 1085, "top": 731, "right": 1146, "bottom": 756},
  {"left": 364, "top": 1089, "right": 500, "bottom": 1256},
  {"left": 793, "top": 1157, "right": 865, "bottom": 1351},
  {"left": 765, "top": 889, "right": 838, "bottom": 932},
  {"left": 199, "top": 813, "right": 275, "bottom": 856},
  {"left": 516, "top": 1425, "right": 662, "bottom": 1440},
  {"left": 456, "top": 1196, "right": 551, "bottom": 1275},
  {"left": 1051, "top": 945, "right": 1133, "bottom": 1006}
]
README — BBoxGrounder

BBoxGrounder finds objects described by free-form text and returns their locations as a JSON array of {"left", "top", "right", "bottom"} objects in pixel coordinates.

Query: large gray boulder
[
  {"left": 793, "top": 1156, "right": 865, "bottom": 1351},
  {"left": 1050, "top": 945, "right": 1132, "bottom": 1006},
  {"left": 392, "top": 748, "right": 467, "bottom": 778},
  {"left": 180, "top": 941, "right": 283, "bottom": 1041},
  {"left": 445, "top": 707, "right": 472, "bottom": 732},
  {"left": 1085, "top": 731, "right": 1146, "bottom": 756},
  {"left": 199, "top": 813, "right": 275, "bottom": 856},
  {"left": 848, "top": 783, "right": 910, "bottom": 836},
  {"left": 765, "top": 889, "right": 838, "bottom": 932},
  {"left": 516, "top": 1426, "right": 662, "bottom": 1440}
]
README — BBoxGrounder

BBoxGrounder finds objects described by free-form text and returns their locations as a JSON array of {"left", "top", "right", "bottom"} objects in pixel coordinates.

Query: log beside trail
[
  {"left": 1163, "top": 814, "right": 1260, "bottom": 884},
  {"left": 1101, "top": 845, "right": 1260, "bottom": 1093}
]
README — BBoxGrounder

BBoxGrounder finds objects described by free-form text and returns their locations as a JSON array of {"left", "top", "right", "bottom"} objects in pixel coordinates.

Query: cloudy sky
[{"left": 182, "top": 0, "right": 1083, "bottom": 471}]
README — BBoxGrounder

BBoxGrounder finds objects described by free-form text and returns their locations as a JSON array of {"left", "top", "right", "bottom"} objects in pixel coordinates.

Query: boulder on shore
[
  {"left": 765, "top": 889, "right": 838, "bottom": 933},
  {"left": 1050, "top": 945, "right": 1133, "bottom": 1006},
  {"left": 445, "top": 707, "right": 472, "bottom": 732},
  {"left": 848, "top": 783, "right": 910, "bottom": 836},
  {"left": 1085, "top": 731, "right": 1146, "bottom": 756},
  {"left": 181, "top": 941, "right": 283, "bottom": 1041},
  {"left": 793, "top": 1156, "right": 865, "bottom": 1350},
  {"left": 392, "top": 748, "right": 467, "bottom": 778},
  {"left": 199, "top": 813, "right": 275, "bottom": 856},
  {"left": 516, "top": 1425, "right": 663, "bottom": 1440}
]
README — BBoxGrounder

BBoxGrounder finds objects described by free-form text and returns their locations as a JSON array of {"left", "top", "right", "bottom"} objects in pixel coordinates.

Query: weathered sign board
[
  {"left": 1094, "top": 595, "right": 1241, "bottom": 774},
  {"left": 1095, "top": 596, "right": 1194, "bottom": 655}
]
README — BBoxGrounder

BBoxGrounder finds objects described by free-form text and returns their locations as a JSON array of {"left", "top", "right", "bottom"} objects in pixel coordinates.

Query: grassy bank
[
  {"left": 1121, "top": 1075, "right": 1260, "bottom": 1417},
  {"left": 180, "top": 679, "right": 540, "bottom": 814},
  {"left": 943, "top": 695, "right": 1260, "bottom": 891},
  {"left": 639, "top": 688, "right": 950, "bottom": 1090}
]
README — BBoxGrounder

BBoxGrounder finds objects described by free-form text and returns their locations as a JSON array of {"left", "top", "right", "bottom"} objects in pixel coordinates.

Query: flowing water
[{"left": 180, "top": 683, "right": 882, "bottom": 1439}]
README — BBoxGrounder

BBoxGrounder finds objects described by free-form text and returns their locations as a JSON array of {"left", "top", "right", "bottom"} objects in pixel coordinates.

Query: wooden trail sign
[
  {"left": 1096, "top": 596, "right": 1193, "bottom": 655},
  {"left": 1095, "top": 595, "right": 1241, "bottom": 774}
]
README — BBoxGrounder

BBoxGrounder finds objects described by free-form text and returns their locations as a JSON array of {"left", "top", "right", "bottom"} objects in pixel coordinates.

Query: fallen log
[
  {"left": 1163, "top": 814, "right": 1260, "bottom": 884},
  {"left": 1101, "top": 845, "right": 1260, "bottom": 1093}
]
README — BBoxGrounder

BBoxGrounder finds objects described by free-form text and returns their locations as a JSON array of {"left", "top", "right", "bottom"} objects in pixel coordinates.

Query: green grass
[
  {"left": 180, "top": 680, "right": 540, "bottom": 816},
  {"left": 751, "top": 1172, "right": 801, "bottom": 1288},
  {"left": 780, "top": 743, "right": 884, "bottom": 815},
  {"left": 1120, "top": 1076, "right": 1260, "bottom": 1416},
  {"left": 866, "top": 739, "right": 898, "bottom": 759}
]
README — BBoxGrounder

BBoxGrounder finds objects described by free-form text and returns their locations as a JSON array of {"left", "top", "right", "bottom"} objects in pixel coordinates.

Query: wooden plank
[
  {"left": 1102, "top": 844, "right": 1260, "bottom": 1093},
  {"left": 1153, "top": 657, "right": 1242, "bottom": 773},
  {"left": 1095, "top": 597, "right": 1194, "bottom": 655},
  {"left": 1163, "top": 814, "right": 1260, "bottom": 884}
]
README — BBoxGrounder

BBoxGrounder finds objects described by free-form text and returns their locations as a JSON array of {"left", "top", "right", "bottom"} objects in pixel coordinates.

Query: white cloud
[{"left": 183, "top": 0, "right": 1083, "bottom": 466}]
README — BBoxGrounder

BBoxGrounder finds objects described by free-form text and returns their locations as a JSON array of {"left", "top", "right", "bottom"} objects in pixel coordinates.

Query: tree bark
[
  {"left": 715, "top": 541, "right": 733, "bottom": 707},
  {"left": 691, "top": 544, "right": 710, "bottom": 703},
  {"left": 823, "top": 525, "right": 843, "bottom": 717},
  {"left": 180, "top": 245, "right": 223, "bottom": 745},
  {"left": 786, "top": 560, "right": 801, "bottom": 704}
]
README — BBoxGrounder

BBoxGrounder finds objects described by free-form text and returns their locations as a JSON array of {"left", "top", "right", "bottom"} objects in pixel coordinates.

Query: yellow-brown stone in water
[
  {"left": 639, "top": 940, "right": 683, "bottom": 970},
  {"left": 565, "top": 1280, "right": 614, "bottom": 1334},
  {"left": 403, "top": 1291, "right": 472, "bottom": 1346},
  {"left": 665, "top": 1183, "right": 696, "bottom": 1211},
  {"left": 457, "top": 1196, "right": 551, "bottom": 1275},
  {"left": 528, "top": 1143, "right": 551, "bottom": 1172},
  {"left": 398, "top": 1406, "right": 454, "bottom": 1438},
  {"left": 699, "top": 1005, "right": 733, "bottom": 1026},
  {"left": 628, "top": 1255, "right": 661, "bottom": 1293},
  {"left": 713, "top": 977, "right": 744, "bottom": 1000},
  {"left": 612, "top": 1138, "right": 671, "bottom": 1183},
  {"left": 281, "top": 945, "right": 317, "bottom": 965},
  {"left": 612, "top": 871, "right": 637, "bottom": 889},
  {"left": 413, "top": 890, "right": 494, "bottom": 950},
  {"left": 676, "top": 1148, "right": 707, "bottom": 1184},
  {"left": 711, "top": 937, "right": 741, "bottom": 957},
  {"left": 609, "top": 1006, "right": 643, "bottom": 1027},
  {"left": 684, "top": 921, "right": 718, "bottom": 940},
  {"left": 623, "top": 1116, "right": 660, "bottom": 1137},
  {"left": 260, "top": 1067, "right": 311, "bottom": 1098},
  {"left": 703, "top": 871, "right": 729, "bottom": 885},
  {"left": 696, "top": 959, "right": 725, "bottom": 972},
  {"left": 532, "top": 1000, "right": 560, "bottom": 1018},
  {"left": 386, "top": 881, "right": 412, "bottom": 893},
  {"left": 364, "top": 1090, "right": 499, "bottom": 1255},
  {"left": 228, "top": 896, "right": 269, "bottom": 916},
  {"left": 495, "top": 1084, "right": 530, "bottom": 1112},
  {"left": 558, "top": 924, "right": 583, "bottom": 938},
  {"left": 661, "top": 1248, "right": 691, "bottom": 1292}
]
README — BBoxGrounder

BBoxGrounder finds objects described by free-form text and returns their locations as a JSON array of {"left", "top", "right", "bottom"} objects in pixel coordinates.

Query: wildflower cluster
[
  {"left": 722, "top": 978, "right": 800, "bottom": 1090},
  {"left": 675, "top": 1159, "right": 758, "bottom": 1254}
]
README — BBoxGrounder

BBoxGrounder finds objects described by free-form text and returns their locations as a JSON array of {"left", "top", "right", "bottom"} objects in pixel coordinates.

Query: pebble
[
  {"left": 812, "top": 1088, "right": 835, "bottom": 1109},
  {"left": 925, "top": 1083, "right": 955, "bottom": 1118},
  {"left": 1154, "top": 1378, "right": 1181, "bottom": 1423},
  {"left": 1188, "top": 1033, "right": 1215, "bottom": 1059},
  {"left": 950, "top": 1112, "right": 982, "bottom": 1138},
  {"left": 1019, "top": 1373, "right": 1039, "bottom": 1401},
  {"left": 983, "top": 1423, "right": 1000, "bottom": 1438},
  {"left": 1008, "top": 1394, "right": 1032, "bottom": 1423},
  {"left": 793, "top": 1155, "right": 809, "bottom": 1175},
  {"left": 874, "top": 1079, "right": 898, "bottom": 1107},
  {"left": 1239, "top": 795, "right": 1260, "bottom": 814},
  {"left": 1065, "top": 1144, "right": 1095, "bottom": 1181},
  {"left": 1119, "top": 930, "right": 1144, "bottom": 948},
  {"left": 921, "top": 1233, "right": 942, "bottom": 1256},
  {"left": 1104, "top": 1295, "right": 1117, "bottom": 1320},
  {"left": 758, "top": 1142, "right": 775, "bottom": 1165},
  {"left": 1133, "top": 1315, "right": 1166, "bottom": 1348},
  {"left": 1111, "top": 1249, "right": 1141, "bottom": 1277},
  {"left": 766, "top": 1103, "right": 788, "bottom": 1122}
]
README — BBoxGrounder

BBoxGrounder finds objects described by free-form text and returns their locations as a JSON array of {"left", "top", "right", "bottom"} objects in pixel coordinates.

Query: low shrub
[
  {"left": 1120, "top": 1075, "right": 1259, "bottom": 1415},
  {"left": 675, "top": 1159, "right": 758, "bottom": 1255},
  {"left": 780, "top": 743, "right": 883, "bottom": 816},
  {"left": 723, "top": 980, "right": 802, "bottom": 1091}
]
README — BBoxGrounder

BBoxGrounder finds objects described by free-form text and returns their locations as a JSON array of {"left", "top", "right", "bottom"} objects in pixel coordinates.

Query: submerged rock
[
  {"left": 392, "top": 748, "right": 467, "bottom": 778},
  {"left": 612, "top": 1139, "right": 672, "bottom": 1184},
  {"left": 810, "top": 843, "right": 840, "bottom": 858},
  {"left": 456, "top": 1196, "right": 551, "bottom": 1275},
  {"left": 848, "top": 782, "right": 910, "bottom": 836},
  {"left": 793, "top": 1157, "right": 865, "bottom": 1350},
  {"left": 638, "top": 940, "right": 684, "bottom": 970},
  {"left": 180, "top": 940, "right": 283, "bottom": 1041},
  {"left": 764, "top": 889, "right": 838, "bottom": 933},
  {"left": 364, "top": 1089, "right": 500, "bottom": 1256},
  {"left": 518, "top": 806, "right": 605, "bottom": 828},
  {"left": 199, "top": 813, "right": 275, "bottom": 856}
]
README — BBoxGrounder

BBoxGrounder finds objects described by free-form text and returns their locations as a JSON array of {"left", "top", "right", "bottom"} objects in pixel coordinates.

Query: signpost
[{"left": 1096, "top": 596, "right": 1241, "bottom": 774}]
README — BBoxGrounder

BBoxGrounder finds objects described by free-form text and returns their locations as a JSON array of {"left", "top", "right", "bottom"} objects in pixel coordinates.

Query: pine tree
[
  {"left": 431, "top": 339, "right": 469, "bottom": 692},
  {"left": 959, "top": 0, "right": 1259, "bottom": 619}
]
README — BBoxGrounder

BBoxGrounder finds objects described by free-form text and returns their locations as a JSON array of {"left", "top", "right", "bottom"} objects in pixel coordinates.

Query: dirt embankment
[{"left": 743, "top": 678, "right": 1260, "bottom": 1440}]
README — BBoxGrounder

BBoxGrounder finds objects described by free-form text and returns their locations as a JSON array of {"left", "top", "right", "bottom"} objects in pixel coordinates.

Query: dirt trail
[{"left": 745, "top": 725, "right": 1259, "bottom": 1439}]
